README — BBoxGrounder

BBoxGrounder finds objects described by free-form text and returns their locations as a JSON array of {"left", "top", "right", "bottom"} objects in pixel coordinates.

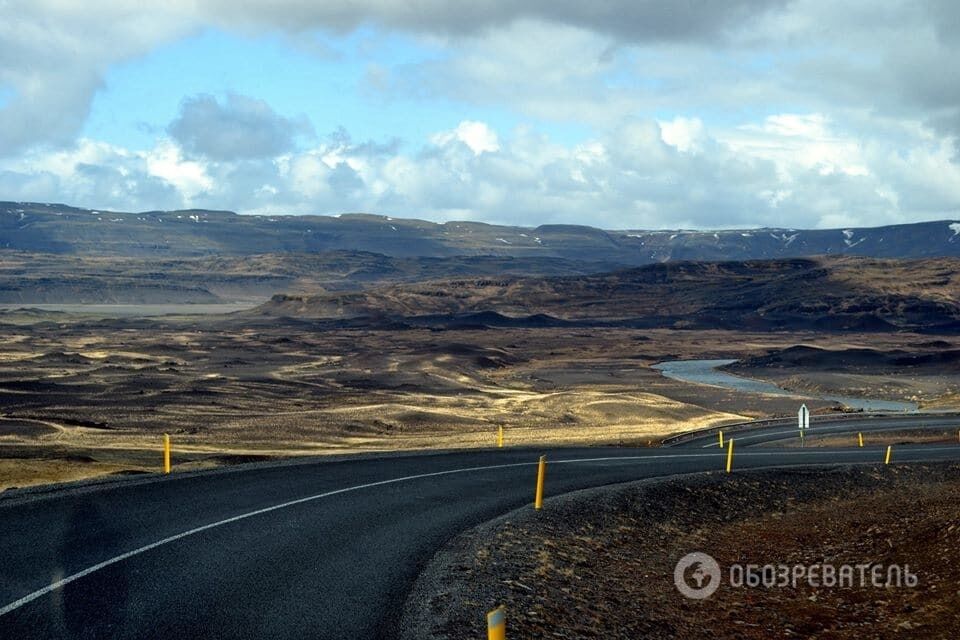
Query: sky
[{"left": 1, "top": 1, "right": 959, "bottom": 230}]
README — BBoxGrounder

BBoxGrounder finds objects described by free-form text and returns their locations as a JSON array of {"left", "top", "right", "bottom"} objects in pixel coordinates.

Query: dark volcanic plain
[{"left": 0, "top": 316, "right": 806, "bottom": 489}]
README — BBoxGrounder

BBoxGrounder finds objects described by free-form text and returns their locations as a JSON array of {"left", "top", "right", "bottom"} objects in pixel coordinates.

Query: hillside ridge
[{"left": 3, "top": 201, "right": 960, "bottom": 263}]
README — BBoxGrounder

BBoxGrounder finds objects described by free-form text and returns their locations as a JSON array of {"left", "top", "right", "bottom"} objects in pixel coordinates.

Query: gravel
[{"left": 402, "top": 462, "right": 960, "bottom": 639}]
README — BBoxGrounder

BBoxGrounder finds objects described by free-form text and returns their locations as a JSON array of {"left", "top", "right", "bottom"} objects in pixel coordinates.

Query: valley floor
[{"left": 1, "top": 311, "right": 957, "bottom": 489}]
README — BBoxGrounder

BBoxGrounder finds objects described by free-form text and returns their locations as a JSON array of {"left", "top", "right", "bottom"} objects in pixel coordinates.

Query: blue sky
[
  {"left": 1, "top": 1, "right": 959, "bottom": 229},
  {"left": 86, "top": 29, "right": 454, "bottom": 149},
  {"left": 83, "top": 27, "right": 591, "bottom": 153}
]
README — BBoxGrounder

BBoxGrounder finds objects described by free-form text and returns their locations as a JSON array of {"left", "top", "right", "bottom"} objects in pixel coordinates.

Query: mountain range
[
  {"left": 3, "top": 201, "right": 960, "bottom": 330},
  {"left": 4, "top": 201, "right": 960, "bottom": 263}
]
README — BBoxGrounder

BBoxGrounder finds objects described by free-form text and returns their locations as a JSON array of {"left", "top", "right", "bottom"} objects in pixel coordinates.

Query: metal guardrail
[
  {"left": 661, "top": 417, "right": 791, "bottom": 447},
  {"left": 659, "top": 411, "right": 958, "bottom": 447}
]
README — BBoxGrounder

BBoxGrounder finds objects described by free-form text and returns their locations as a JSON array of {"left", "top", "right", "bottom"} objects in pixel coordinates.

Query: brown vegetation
[{"left": 406, "top": 465, "right": 960, "bottom": 639}]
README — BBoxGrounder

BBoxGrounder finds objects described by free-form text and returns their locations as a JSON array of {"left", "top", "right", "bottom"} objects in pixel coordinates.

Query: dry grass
[
  {"left": 2, "top": 322, "right": 957, "bottom": 490},
  {"left": 0, "top": 459, "right": 144, "bottom": 491}
]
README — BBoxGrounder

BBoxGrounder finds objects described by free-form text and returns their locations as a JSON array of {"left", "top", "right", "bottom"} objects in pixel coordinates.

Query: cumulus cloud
[
  {"left": 1, "top": 2, "right": 939, "bottom": 144},
  {"left": 430, "top": 121, "right": 500, "bottom": 155},
  {"left": 0, "top": 2, "right": 195, "bottom": 153},
  {"left": 4, "top": 1, "right": 960, "bottom": 151},
  {"left": 168, "top": 93, "right": 314, "bottom": 160},
  {"left": 0, "top": 1, "right": 788, "bottom": 154},
  {"left": 365, "top": 1, "right": 960, "bottom": 146},
  {"left": 0, "top": 139, "right": 186, "bottom": 211},
  {"left": 8, "top": 114, "right": 957, "bottom": 231}
]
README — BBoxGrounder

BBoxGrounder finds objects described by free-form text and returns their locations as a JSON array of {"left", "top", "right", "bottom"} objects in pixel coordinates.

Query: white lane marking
[
  {"left": 0, "top": 460, "right": 527, "bottom": 617},
  {"left": 1, "top": 447, "right": 956, "bottom": 616}
]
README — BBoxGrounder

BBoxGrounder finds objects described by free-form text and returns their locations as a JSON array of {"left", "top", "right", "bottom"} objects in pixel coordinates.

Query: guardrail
[{"left": 659, "top": 411, "right": 945, "bottom": 447}]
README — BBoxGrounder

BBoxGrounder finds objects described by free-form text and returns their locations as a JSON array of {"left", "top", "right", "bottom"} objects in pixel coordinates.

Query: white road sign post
[{"left": 798, "top": 404, "right": 810, "bottom": 446}]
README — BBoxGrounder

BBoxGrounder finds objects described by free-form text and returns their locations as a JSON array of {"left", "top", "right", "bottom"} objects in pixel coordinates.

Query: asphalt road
[
  {"left": 0, "top": 414, "right": 957, "bottom": 639},
  {"left": 672, "top": 414, "right": 960, "bottom": 448}
]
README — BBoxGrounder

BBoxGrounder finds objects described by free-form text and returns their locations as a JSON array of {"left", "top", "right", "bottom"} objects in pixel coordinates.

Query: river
[{"left": 652, "top": 359, "right": 918, "bottom": 412}]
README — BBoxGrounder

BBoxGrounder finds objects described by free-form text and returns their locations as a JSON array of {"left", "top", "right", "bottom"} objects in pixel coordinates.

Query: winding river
[{"left": 652, "top": 358, "right": 918, "bottom": 412}]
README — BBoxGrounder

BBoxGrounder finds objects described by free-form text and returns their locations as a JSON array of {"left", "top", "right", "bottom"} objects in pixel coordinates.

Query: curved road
[{"left": 0, "top": 414, "right": 958, "bottom": 638}]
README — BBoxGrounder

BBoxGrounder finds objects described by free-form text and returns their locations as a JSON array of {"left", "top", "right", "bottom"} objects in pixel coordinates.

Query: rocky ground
[
  {"left": 403, "top": 463, "right": 960, "bottom": 639},
  {"left": 2, "top": 308, "right": 957, "bottom": 488}
]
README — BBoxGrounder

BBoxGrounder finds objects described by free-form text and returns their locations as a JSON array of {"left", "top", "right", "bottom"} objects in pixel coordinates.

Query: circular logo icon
[{"left": 674, "top": 552, "right": 721, "bottom": 600}]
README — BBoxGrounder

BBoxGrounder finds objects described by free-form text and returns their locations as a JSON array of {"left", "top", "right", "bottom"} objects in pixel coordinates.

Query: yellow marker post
[
  {"left": 858, "top": 432, "right": 864, "bottom": 447},
  {"left": 534, "top": 456, "right": 546, "bottom": 509},
  {"left": 487, "top": 606, "right": 506, "bottom": 640},
  {"left": 718, "top": 430, "right": 724, "bottom": 448},
  {"left": 163, "top": 433, "right": 171, "bottom": 474},
  {"left": 497, "top": 425, "right": 504, "bottom": 448},
  {"left": 885, "top": 444, "right": 892, "bottom": 465},
  {"left": 725, "top": 438, "right": 734, "bottom": 473}
]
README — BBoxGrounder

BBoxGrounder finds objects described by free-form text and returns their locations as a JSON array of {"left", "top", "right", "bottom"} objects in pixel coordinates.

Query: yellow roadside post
[
  {"left": 497, "top": 425, "right": 504, "bottom": 448},
  {"left": 885, "top": 445, "right": 892, "bottom": 465},
  {"left": 487, "top": 606, "right": 506, "bottom": 640},
  {"left": 718, "top": 430, "right": 724, "bottom": 448},
  {"left": 534, "top": 456, "right": 547, "bottom": 509},
  {"left": 858, "top": 432, "right": 864, "bottom": 447},
  {"left": 725, "top": 438, "right": 734, "bottom": 473},
  {"left": 163, "top": 433, "right": 171, "bottom": 474}
]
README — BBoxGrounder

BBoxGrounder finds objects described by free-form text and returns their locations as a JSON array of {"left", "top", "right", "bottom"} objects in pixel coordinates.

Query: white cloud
[
  {"left": 659, "top": 117, "right": 707, "bottom": 153},
  {"left": 287, "top": 153, "right": 333, "bottom": 198},
  {"left": 0, "top": 139, "right": 184, "bottom": 211},
  {"left": 145, "top": 141, "right": 213, "bottom": 199},
  {"left": 168, "top": 93, "right": 314, "bottom": 160},
  {"left": 723, "top": 113, "right": 871, "bottom": 179},
  {"left": 0, "top": 2, "right": 196, "bottom": 153},
  {"left": 430, "top": 121, "right": 500, "bottom": 155},
  {"left": 0, "top": 1, "right": 787, "bottom": 154},
  {"left": 3, "top": 113, "right": 959, "bottom": 230}
]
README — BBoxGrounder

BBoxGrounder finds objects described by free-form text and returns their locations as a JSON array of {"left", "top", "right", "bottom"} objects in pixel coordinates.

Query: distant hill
[
  {"left": 257, "top": 256, "right": 960, "bottom": 333},
  {"left": 3, "top": 201, "right": 960, "bottom": 263},
  {"left": 729, "top": 345, "right": 960, "bottom": 373},
  {"left": 0, "top": 250, "right": 619, "bottom": 304}
]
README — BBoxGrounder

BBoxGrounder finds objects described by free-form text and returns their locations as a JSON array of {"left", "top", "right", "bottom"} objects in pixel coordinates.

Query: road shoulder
[{"left": 402, "top": 462, "right": 960, "bottom": 639}]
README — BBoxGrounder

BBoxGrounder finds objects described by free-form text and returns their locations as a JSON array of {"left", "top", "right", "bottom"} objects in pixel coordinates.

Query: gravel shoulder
[{"left": 402, "top": 463, "right": 960, "bottom": 639}]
